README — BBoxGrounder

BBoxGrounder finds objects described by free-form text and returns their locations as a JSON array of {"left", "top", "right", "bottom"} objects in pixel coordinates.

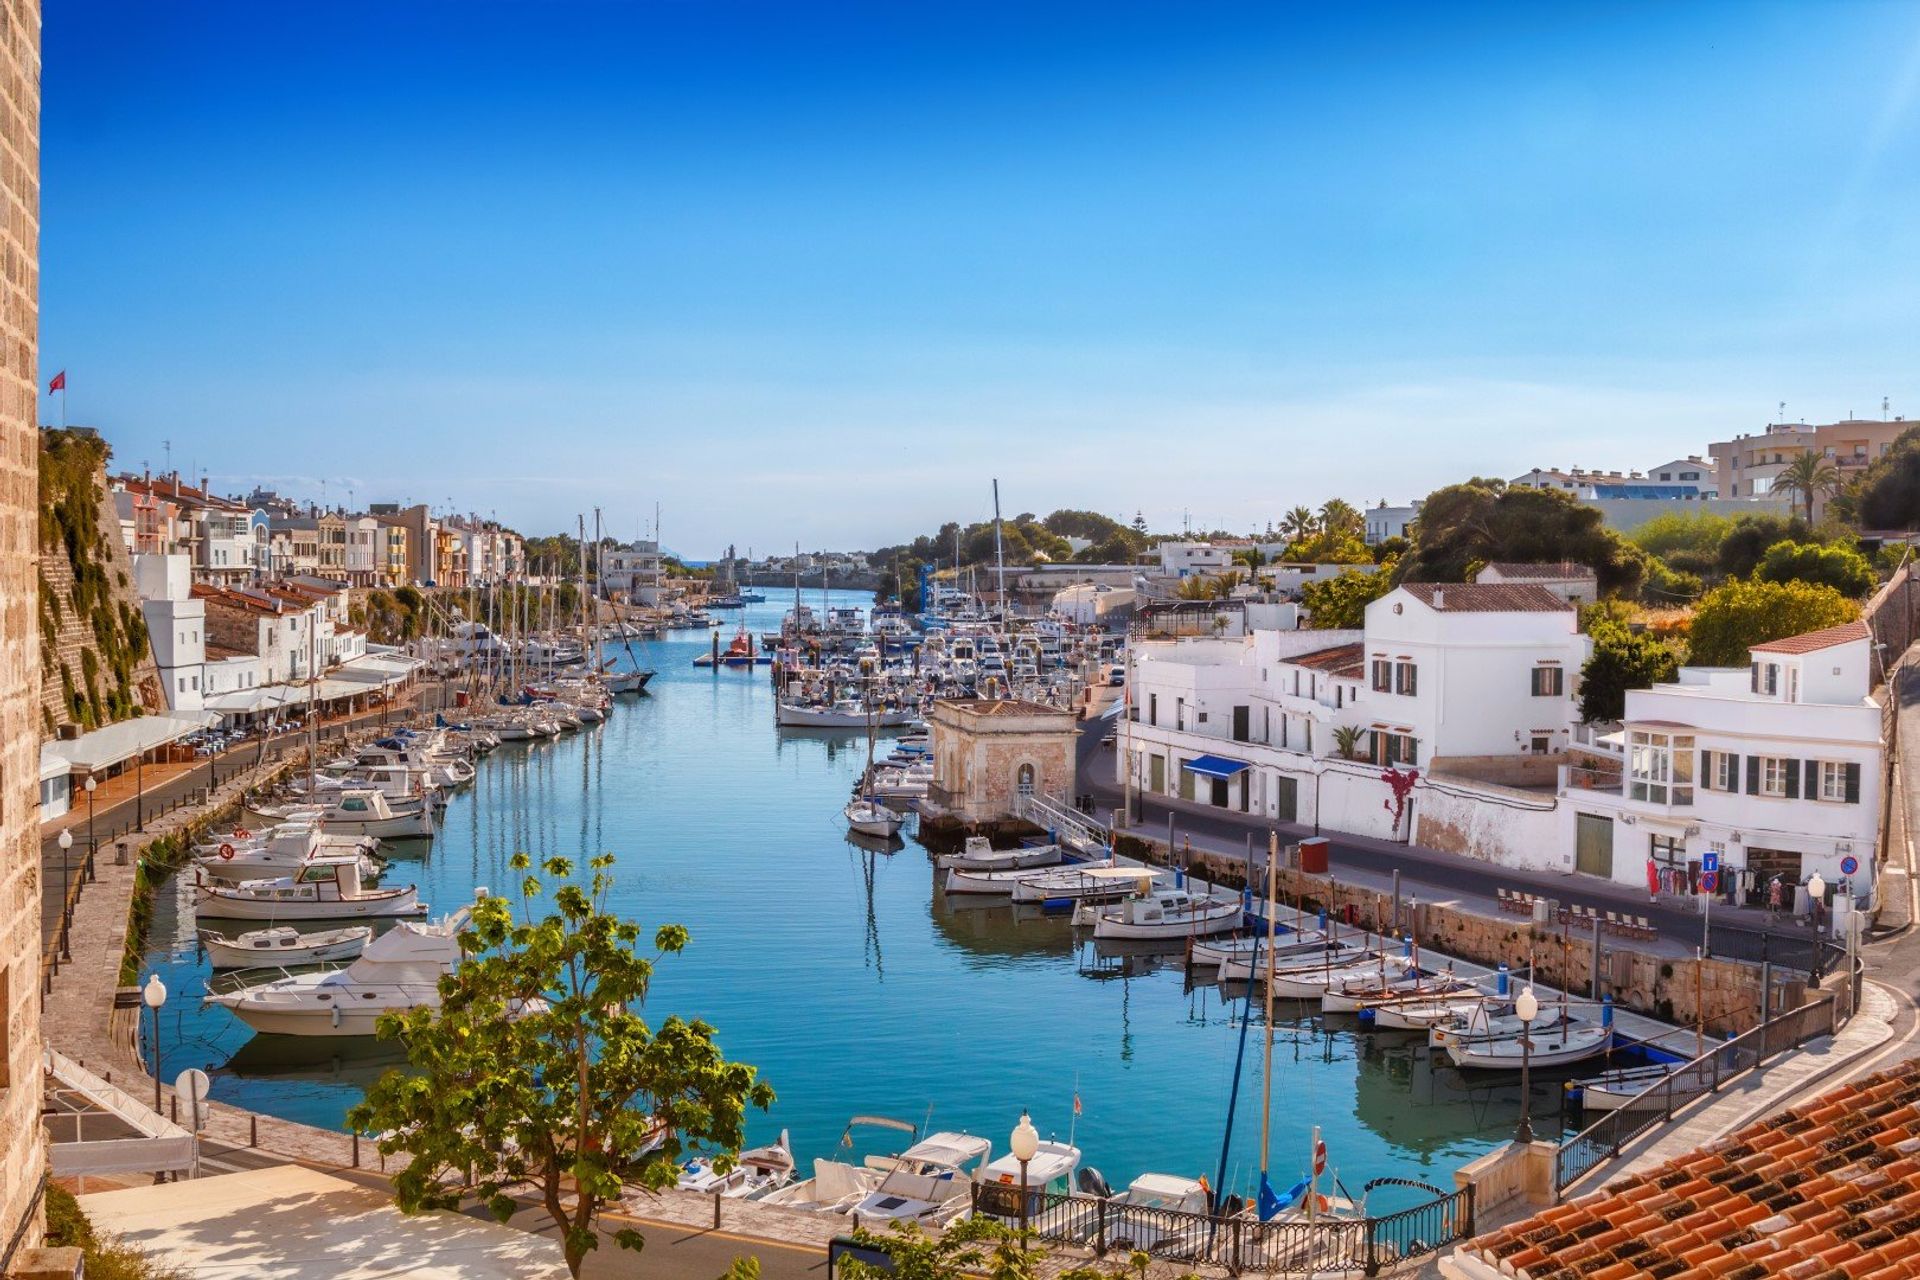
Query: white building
[
  {"left": 1121, "top": 581, "right": 1587, "bottom": 833},
  {"left": 1472, "top": 561, "right": 1599, "bottom": 606},
  {"left": 1364, "top": 501, "right": 1422, "bottom": 546},
  {"left": 1156, "top": 541, "right": 1235, "bottom": 579},
  {"left": 1564, "top": 620, "right": 1881, "bottom": 904},
  {"left": 603, "top": 540, "right": 665, "bottom": 604},
  {"left": 133, "top": 553, "right": 207, "bottom": 711}
]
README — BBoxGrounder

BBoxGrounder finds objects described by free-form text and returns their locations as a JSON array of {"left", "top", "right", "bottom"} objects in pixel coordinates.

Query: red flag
[{"left": 47, "top": 370, "right": 64, "bottom": 392}]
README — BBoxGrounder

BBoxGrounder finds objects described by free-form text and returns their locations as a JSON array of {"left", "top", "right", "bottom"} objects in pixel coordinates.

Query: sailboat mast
[
  {"left": 1260, "top": 831, "right": 1278, "bottom": 1179},
  {"left": 992, "top": 478, "right": 1006, "bottom": 614}
]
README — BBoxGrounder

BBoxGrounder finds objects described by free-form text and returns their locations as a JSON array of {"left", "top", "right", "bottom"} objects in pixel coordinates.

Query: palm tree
[
  {"left": 1775, "top": 451, "right": 1840, "bottom": 523},
  {"left": 1281, "top": 506, "right": 1317, "bottom": 542},
  {"left": 1319, "top": 498, "right": 1362, "bottom": 539},
  {"left": 1332, "top": 724, "right": 1364, "bottom": 761}
]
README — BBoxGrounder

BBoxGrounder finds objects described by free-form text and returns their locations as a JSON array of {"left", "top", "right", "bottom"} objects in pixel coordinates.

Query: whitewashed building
[
  {"left": 1472, "top": 561, "right": 1599, "bottom": 606},
  {"left": 604, "top": 540, "right": 665, "bottom": 604},
  {"left": 1156, "top": 541, "right": 1235, "bottom": 579},
  {"left": 1364, "top": 501, "right": 1422, "bottom": 546},
  {"left": 133, "top": 553, "right": 206, "bottom": 711},
  {"left": 1563, "top": 620, "right": 1881, "bottom": 904}
]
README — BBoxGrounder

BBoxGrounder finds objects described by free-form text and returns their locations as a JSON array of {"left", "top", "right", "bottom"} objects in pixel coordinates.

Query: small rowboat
[
  {"left": 935, "top": 836, "right": 1061, "bottom": 873},
  {"left": 1568, "top": 1061, "right": 1713, "bottom": 1111},
  {"left": 200, "top": 924, "right": 373, "bottom": 969},
  {"left": 1447, "top": 1022, "right": 1611, "bottom": 1070}
]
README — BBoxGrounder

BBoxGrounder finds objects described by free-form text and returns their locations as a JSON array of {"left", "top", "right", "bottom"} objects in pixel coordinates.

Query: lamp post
[
  {"left": 56, "top": 828, "right": 71, "bottom": 960},
  {"left": 1010, "top": 1109, "right": 1040, "bottom": 1252},
  {"left": 1807, "top": 873, "right": 1827, "bottom": 935},
  {"left": 83, "top": 774, "right": 96, "bottom": 865},
  {"left": 143, "top": 973, "right": 167, "bottom": 1114},
  {"left": 1514, "top": 986, "right": 1540, "bottom": 1144}
]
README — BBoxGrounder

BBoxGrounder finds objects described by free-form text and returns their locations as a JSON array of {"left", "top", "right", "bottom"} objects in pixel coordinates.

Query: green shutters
[
  {"left": 1745, "top": 755, "right": 1760, "bottom": 795},
  {"left": 1845, "top": 762, "right": 1862, "bottom": 803},
  {"left": 1783, "top": 759, "right": 1800, "bottom": 800}
]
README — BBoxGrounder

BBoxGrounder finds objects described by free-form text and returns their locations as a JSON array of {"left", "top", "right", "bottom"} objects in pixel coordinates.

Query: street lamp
[
  {"left": 1514, "top": 986, "right": 1540, "bottom": 1144},
  {"left": 142, "top": 973, "right": 167, "bottom": 1114},
  {"left": 83, "top": 774, "right": 96, "bottom": 863},
  {"left": 1807, "top": 873, "right": 1828, "bottom": 935},
  {"left": 1010, "top": 1109, "right": 1040, "bottom": 1251},
  {"left": 56, "top": 829, "right": 71, "bottom": 960}
]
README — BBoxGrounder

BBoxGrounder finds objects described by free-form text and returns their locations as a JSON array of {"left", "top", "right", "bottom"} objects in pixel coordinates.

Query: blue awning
[{"left": 1184, "top": 754, "right": 1250, "bottom": 779}]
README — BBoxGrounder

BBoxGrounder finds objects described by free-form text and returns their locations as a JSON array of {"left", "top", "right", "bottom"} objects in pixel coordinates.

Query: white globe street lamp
[
  {"left": 1010, "top": 1110, "right": 1040, "bottom": 1250},
  {"left": 1514, "top": 986, "right": 1540, "bottom": 1144},
  {"left": 142, "top": 973, "right": 168, "bottom": 1113}
]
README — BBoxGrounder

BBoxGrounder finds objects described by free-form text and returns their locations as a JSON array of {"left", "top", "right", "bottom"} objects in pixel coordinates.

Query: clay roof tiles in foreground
[
  {"left": 1289, "top": 643, "right": 1365, "bottom": 677},
  {"left": 1748, "top": 620, "right": 1871, "bottom": 656},
  {"left": 1397, "top": 583, "right": 1573, "bottom": 613},
  {"left": 1455, "top": 1055, "right": 1920, "bottom": 1280}
]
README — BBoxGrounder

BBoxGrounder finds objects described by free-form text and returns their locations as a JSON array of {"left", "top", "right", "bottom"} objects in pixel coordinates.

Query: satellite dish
[{"left": 173, "top": 1068, "right": 211, "bottom": 1130}]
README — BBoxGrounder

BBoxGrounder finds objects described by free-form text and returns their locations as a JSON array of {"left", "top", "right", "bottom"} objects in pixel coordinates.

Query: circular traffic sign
[
  {"left": 1841, "top": 855, "right": 1859, "bottom": 876},
  {"left": 1699, "top": 871, "right": 1718, "bottom": 894}
]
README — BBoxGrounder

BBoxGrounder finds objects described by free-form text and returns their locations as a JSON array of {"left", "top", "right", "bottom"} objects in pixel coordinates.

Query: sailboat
[{"left": 845, "top": 664, "right": 906, "bottom": 838}]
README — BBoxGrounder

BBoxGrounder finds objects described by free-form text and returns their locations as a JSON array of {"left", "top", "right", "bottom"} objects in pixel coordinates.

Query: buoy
[
  {"left": 218, "top": 843, "right": 235, "bottom": 860},
  {"left": 234, "top": 827, "right": 252, "bottom": 840}
]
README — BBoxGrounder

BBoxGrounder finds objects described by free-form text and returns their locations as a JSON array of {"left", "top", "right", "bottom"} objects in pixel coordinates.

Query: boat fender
[
  {"left": 1076, "top": 1167, "right": 1112, "bottom": 1199},
  {"left": 330, "top": 1004, "right": 341, "bottom": 1029},
  {"left": 219, "top": 844, "right": 235, "bottom": 860}
]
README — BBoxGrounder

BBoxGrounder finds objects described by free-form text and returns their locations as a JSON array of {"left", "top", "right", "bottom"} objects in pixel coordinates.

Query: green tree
[
  {"left": 1775, "top": 452, "right": 1841, "bottom": 524},
  {"left": 1715, "top": 513, "right": 1814, "bottom": 580},
  {"left": 1395, "top": 482, "right": 1647, "bottom": 595},
  {"left": 1578, "top": 618, "right": 1682, "bottom": 722},
  {"left": 1299, "top": 565, "right": 1394, "bottom": 629},
  {"left": 1630, "top": 510, "right": 1732, "bottom": 561},
  {"left": 1686, "top": 578, "right": 1860, "bottom": 667},
  {"left": 1753, "top": 539, "right": 1875, "bottom": 597},
  {"left": 1641, "top": 557, "right": 1705, "bottom": 604},
  {"left": 1318, "top": 498, "right": 1362, "bottom": 540},
  {"left": 350, "top": 853, "right": 774, "bottom": 1279},
  {"left": 1280, "top": 506, "right": 1317, "bottom": 542},
  {"left": 1856, "top": 425, "right": 1920, "bottom": 529}
]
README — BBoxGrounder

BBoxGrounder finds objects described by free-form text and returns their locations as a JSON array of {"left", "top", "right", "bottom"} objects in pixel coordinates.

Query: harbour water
[{"left": 140, "top": 590, "right": 1568, "bottom": 1207}]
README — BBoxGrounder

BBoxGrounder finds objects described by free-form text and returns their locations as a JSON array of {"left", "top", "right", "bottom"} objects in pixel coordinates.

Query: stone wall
[
  {"left": 0, "top": 0, "right": 44, "bottom": 1263},
  {"left": 1413, "top": 775, "right": 1566, "bottom": 874},
  {"left": 38, "top": 469, "right": 162, "bottom": 730}
]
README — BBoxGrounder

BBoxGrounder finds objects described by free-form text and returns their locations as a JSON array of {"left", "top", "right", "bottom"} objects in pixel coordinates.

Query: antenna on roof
[{"left": 1777, "top": 401, "right": 1785, "bottom": 424}]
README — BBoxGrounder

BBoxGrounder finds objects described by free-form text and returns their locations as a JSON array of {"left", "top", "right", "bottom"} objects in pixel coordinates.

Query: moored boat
[
  {"left": 1086, "top": 888, "right": 1244, "bottom": 941},
  {"left": 195, "top": 851, "right": 428, "bottom": 921},
  {"left": 199, "top": 923, "right": 373, "bottom": 969}
]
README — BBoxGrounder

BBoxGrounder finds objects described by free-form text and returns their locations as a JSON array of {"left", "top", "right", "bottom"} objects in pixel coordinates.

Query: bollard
[
  {"left": 352, "top": 1132, "right": 360, "bottom": 1167},
  {"left": 251, "top": 1115, "right": 258, "bottom": 1147},
  {"left": 713, "top": 1194, "right": 722, "bottom": 1229},
  {"left": 170, "top": 1096, "right": 177, "bottom": 1123},
  {"left": 1497, "top": 963, "right": 1511, "bottom": 997}
]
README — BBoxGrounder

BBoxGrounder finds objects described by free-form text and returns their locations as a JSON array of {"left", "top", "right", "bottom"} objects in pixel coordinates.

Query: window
[
  {"left": 1292, "top": 671, "right": 1300, "bottom": 696},
  {"left": 1394, "top": 661, "right": 1417, "bottom": 696},
  {"left": 1759, "top": 757, "right": 1790, "bottom": 798},
  {"left": 1530, "top": 735, "right": 1551, "bottom": 754},
  {"left": 1705, "top": 750, "right": 1738, "bottom": 792},
  {"left": 1373, "top": 731, "right": 1416, "bottom": 766},
  {"left": 1148, "top": 694, "right": 1158, "bottom": 726},
  {"left": 1629, "top": 730, "right": 1694, "bottom": 805},
  {"left": 1530, "top": 666, "right": 1564, "bottom": 697},
  {"left": 1371, "top": 659, "right": 1390, "bottom": 692},
  {"left": 1016, "top": 763, "right": 1035, "bottom": 798},
  {"left": 1751, "top": 662, "right": 1780, "bottom": 695},
  {"left": 1816, "top": 761, "right": 1862, "bottom": 803}
]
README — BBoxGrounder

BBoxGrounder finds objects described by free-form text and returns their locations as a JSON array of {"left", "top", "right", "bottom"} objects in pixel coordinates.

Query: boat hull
[
  {"left": 195, "top": 886, "right": 426, "bottom": 921},
  {"left": 1091, "top": 904, "right": 1243, "bottom": 941}
]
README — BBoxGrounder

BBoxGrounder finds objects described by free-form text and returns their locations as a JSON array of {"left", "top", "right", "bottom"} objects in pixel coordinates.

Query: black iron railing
[
  {"left": 972, "top": 1181, "right": 1473, "bottom": 1276},
  {"left": 1554, "top": 994, "right": 1840, "bottom": 1192}
]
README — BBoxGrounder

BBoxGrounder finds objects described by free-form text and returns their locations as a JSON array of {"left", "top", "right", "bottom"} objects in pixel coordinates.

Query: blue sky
[{"left": 40, "top": 2, "right": 1920, "bottom": 553}]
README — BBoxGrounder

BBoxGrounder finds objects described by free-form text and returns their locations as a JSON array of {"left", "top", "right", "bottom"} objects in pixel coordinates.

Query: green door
[
  {"left": 1575, "top": 813, "right": 1613, "bottom": 879},
  {"left": 1149, "top": 754, "right": 1166, "bottom": 795},
  {"left": 1274, "top": 775, "right": 1298, "bottom": 823}
]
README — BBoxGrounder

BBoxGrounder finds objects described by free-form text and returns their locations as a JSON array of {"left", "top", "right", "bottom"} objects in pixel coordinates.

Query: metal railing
[
  {"left": 976, "top": 1181, "right": 1474, "bottom": 1276},
  {"left": 1554, "top": 993, "right": 1839, "bottom": 1192}
]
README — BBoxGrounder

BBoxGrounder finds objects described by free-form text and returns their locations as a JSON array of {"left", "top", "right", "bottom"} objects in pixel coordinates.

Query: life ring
[
  {"left": 218, "top": 843, "right": 235, "bottom": 859},
  {"left": 234, "top": 827, "right": 252, "bottom": 840}
]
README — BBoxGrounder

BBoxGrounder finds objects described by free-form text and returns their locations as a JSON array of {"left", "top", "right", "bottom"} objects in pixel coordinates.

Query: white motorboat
[
  {"left": 759, "top": 1115, "right": 919, "bottom": 1212},
  {"left": 844, "top": 1132, "right": 992, "bottom": 1224},
  {"left": 1570, "top": 1061, "right": 1712, "bottom": 1112},
  {"left": 1321, "top": 967, "right": 1472, "bottom": 1014},
  {"left": 845, "top": 798, "right": 906, "bottom": 839},
  {"left": 676, "top": 1131, "right": 796, "bottom": 1198},
  {"left": 935, "top": 836, "right": 1061, "bottom": 873},
  {"left": 195, "top": 851, "right": 428, "bottom": 921},
  {"left": 192, "top": 823, "right": 382, "bottom": 885},
  {"left": 200, "top": 924, "right": 372, "bottom": 969},
  {"left": 942, "top": 859, "right": 1114, "bottom": 896},
  {"left": 776, "top": 700, "right": 919, "bottom": 729},
  {"left": 1187, "top": 929, "right": 1334, "bottom": 968},
  {"left": 203, "top": 906, "right": 473, "bottom": 1035},
  {"left": 1447, "top": 1022, "right": 1612, "bottom": 1070},
  {"left": 1067, "top": 1172, "right": 1212, "bottom": 1255},
  {"left": 1008, "top": 863, "right": 1160, "bottom": 906},
  {"left": 970, "top": 1139, "right": 1081, "bottom": 1227},
  {"left": 248, "top": 789, "right": 434, "bottom": 840},
  {"left": 1370, "top": 994, "right": 1494, "bottom": 1031},
  {"left": 1086, "top": 888, "right": 1244, "bottom": 941}
]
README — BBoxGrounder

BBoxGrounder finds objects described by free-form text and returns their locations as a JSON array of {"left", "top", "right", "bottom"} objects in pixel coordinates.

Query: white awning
[
  {"left": 43, "top": 711, "right": 223, "bottom": 774},
  {"left": 40, "top": 743, "right": 71, "bottom": 782},
  {"left": 45, "top": 1049, "right": 196, "bottom": 1176}
]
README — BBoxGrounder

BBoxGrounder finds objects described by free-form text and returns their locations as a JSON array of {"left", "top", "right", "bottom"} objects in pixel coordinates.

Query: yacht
[
  {"left": 844, "top": 1132, "right": 992, "bottom": 1225},
  {"left": 970, "top": 1140, "right": 1081, "bottom": 1229},
  {"left": 245, "top": 789, "right": 434, "bottom": 840},
  {"left": 204, "top": 906, "right": 475, "bottom": 1035},
  {"left": 192, "top": 822, "right": 382, "bottom": 885},
  {"left": 195, "top": 851, "right": 428, "bottom": 921},
  {"left": 760, "top": 1115, "right": 919, "bottom": 1213}
]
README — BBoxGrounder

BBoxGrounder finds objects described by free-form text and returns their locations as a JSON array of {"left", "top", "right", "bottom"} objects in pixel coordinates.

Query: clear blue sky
[{"left": 40, "top": 1, "right": 1920, "bottom": 554}]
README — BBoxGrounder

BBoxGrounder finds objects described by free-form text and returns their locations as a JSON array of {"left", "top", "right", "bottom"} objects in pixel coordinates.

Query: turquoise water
[{"left": 139, "top": 590, "right": 1566, "bottom": 1207}]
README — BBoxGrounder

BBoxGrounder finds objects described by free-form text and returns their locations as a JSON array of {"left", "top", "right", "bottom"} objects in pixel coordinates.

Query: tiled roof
[
  {"left": 938, "top": 698, "right": 1070, "bottom": 717},
  {"left": 1457, "top": 1055, "right": 1920, "bottom": 1280},
  {"left": 1480, "top": 561, "right": 1597, "bottom": 581},
  {"left": 192, "top": 585, "right": 289, "bottom": 616},
  {"left": 1289, "top": 643, "right": 1364, "bottom": 674},
  {"left": 1397, "top": 583, "right": 1573, "bottom": 613},
  {"left": 1749, "top": 620, "right": 1870, "bottom": 655}
]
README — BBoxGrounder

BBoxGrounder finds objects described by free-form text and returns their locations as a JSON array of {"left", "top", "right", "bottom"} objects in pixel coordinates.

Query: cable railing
[
  {"left": 975, "top": 1180, "right": 1474, "bottom": 1276},
  {"left": 1554, "top": 993, "right": 1840, "bottom": 1192}
]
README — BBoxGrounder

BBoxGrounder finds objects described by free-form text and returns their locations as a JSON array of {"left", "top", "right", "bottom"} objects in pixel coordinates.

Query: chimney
[{"left": 1432, "top": 588, "right": 1446, "bottom": 610}]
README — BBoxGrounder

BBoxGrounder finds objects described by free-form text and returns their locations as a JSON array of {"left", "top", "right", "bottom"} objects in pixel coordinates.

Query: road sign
[
  {"left": 1841, "top": 855, "right": 1860, "bottom": 876},
  {"left": 1699, "top": 871, "right": 1718, "bottom": 894},
  {"left": 174, "top": 1067, "right": 210, "bottom": 1131},
  {"left": 1701, "top": 851, "right": 1719, "bottom": 873}
]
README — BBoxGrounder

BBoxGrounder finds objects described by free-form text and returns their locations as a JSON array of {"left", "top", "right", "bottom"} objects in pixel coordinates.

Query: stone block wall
[
  {"left": 0, "top": 0, "right": 43, "bottom": 1262},
  {"left": 36, "top": 472, "right": 162, "bottom": 730}
]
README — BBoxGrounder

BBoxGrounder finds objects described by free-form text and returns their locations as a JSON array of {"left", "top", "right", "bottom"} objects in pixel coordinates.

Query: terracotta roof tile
[
  {"left": 1749, "top": 621, "right": 1871, "bottom": 655},
  {"left": 1288, "top": 642, "right": 1364, "bottom": 673},
  {"left": 1455, "top": 1053, "right": 1920, "bottom": 1280},
  {"left": 1397, "top": 582, "right": 1575, "bottom": 613}
]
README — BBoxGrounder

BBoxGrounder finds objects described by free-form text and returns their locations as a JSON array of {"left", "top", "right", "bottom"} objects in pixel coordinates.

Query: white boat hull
[
  {"left": 935, "top": 844, "right": 1061, "bottom": 873},
  {"left": 202, "top": 926, "right": 371, "bottom": 968},
  {"left": 196, "top": 883, "right": 425, "bottom": 921},
  {"left": 1447, "top": 1025, "right": 1611, "bottom": 1070},
  {"left": 777, "top": 704, "right": 919, "bottom": 729},
  {"left": 1090, "top": 901, "right": 1243, "bottom": 941}
]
